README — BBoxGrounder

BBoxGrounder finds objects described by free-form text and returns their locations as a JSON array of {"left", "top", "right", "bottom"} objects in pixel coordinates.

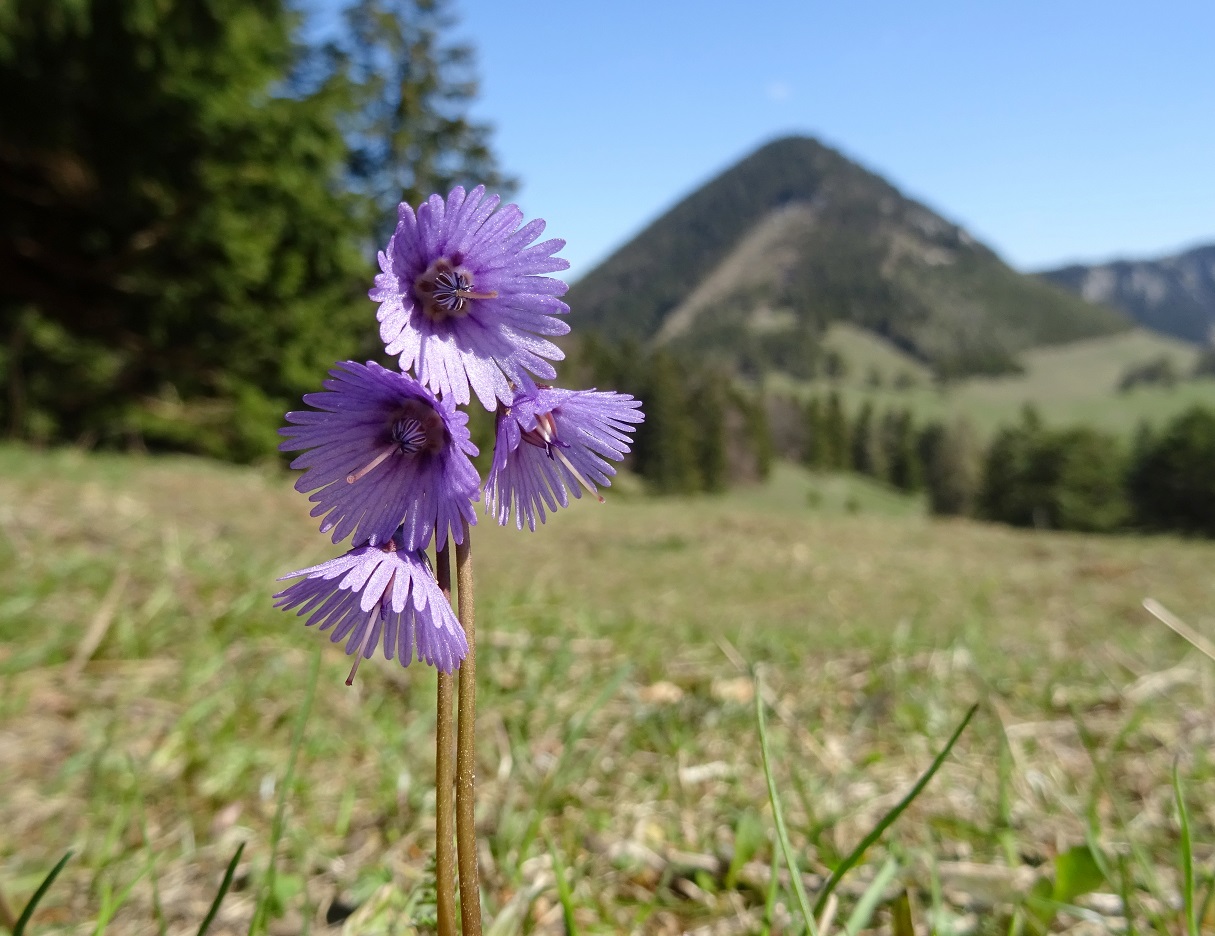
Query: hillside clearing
[{"left": 770, "top": 327, "right": 1215, "bottom": 437}]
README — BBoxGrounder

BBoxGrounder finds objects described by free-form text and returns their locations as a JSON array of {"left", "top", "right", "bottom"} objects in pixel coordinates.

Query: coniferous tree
[
  {"left": 750, "top": 394, "right": 774, "bottom": 481},
  {"left": 632, "top": 350, "right": 700, "bottom": 493},
  {"left": 689, "top": 374, "right": 728, "bottom": 492},
  {"left": 980, "top": 410, "right": 1127, "bottom": 532},
  {"left": 0, "top": 0, "right": 508, "bottom": 459},
  {"left": 335, "top": 0, "right": 513, "bottom": 239},
  {"left": 851, "top": 400, "right": 885, "bottom": 478},
  {"left": 803, "top": 396, "right": 827, "bottom": 469},
  {"left": 822, "top": 391, "right": 850, "bottom": 470},
  {"left": 884, "top": 408, "right": 921, "bottom": 491},
  {"left": 919, "top": 418, "right": 981, "bottom": 516},
  {"left": 1128, "top": 406, "right": 1215, "bottom": 534}
]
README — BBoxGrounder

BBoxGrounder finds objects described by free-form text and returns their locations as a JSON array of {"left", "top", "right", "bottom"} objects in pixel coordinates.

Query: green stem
[
  {"left": 434, "top": 540, "right": 457, "bottom": 936},
  {"left": 455, "top": 522, "right": 482, "bottom": 935}
]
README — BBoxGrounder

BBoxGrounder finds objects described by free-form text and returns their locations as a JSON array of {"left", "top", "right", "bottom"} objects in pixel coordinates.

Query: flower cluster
[{"left": 277, "top": 186, "right": 643, "bottom": 680}]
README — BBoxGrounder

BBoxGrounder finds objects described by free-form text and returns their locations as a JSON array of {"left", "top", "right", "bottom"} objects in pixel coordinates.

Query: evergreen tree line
[
  {"left": 579, "top": 334, "right": 1215, "bottom": 537},
  {"left": 798, "top": 394, "right": 1215, "bottom": 537},
  {"left": 1, "top": 0, "right": 507, "bottom": 460},
  {"left": 575, "top": 335, "right": 771, "bottom": 494},
  {"left": 795, "top": 393, "right": 982, "bottom": 515}
]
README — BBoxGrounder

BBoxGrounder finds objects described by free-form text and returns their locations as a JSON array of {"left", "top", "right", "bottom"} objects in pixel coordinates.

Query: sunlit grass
[
  {"left": 769, "top": 327, "right": 1215, "bottom": 438},
  {"left": 1, "top": 444, "right": 1213, "bottom": 933}
]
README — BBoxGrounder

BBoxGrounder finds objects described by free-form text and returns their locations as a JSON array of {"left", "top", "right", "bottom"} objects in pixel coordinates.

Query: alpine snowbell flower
[
  {"left": 274, "top": 530, "right": 467, "bottom": 683},
  {"left": 486, "top": 383, "right": 644, "bottom": 531},
  {"left": 370, "top": 185, "right": 571, "bottom": 410},
  {"left": 280, "top": 360, "right": 479, "bottom": 550}
]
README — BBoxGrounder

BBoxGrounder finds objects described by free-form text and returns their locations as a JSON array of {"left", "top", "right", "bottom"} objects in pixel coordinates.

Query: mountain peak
[{"left": 569, "top": 136, "right": 1129, "bottom": 377}]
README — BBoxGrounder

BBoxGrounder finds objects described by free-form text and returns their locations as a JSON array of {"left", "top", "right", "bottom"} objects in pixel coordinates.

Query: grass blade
[
  {"left": 1173, "top": 762, "right": 1197, "bottom": 936},
  {"left": 198, "top": 842, "right": 246, "bottom": 936},
  {"left": 13, "top": 851, "right": 72, "bottom": 936},
  {"left": 249, "top": 646, "right": 321, "bottom": 935},
  {"left": 545, "top": 837, "right": 578, "bottom": 936},
  {"left": 843, "top": 856, "right": 899, "bottom": 935},
  {"left": 814, "top": 703, "right": 977, "bottom": 916},
  {"left": 890, "top": 888, "right": 915, "bottom": 936},
  {"left": 755, "top": 673, "right": 818, "bottom": 935}
]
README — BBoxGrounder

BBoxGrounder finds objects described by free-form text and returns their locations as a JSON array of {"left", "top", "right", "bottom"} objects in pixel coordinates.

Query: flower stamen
[
  {"left": 346, "top": 417, "right": 431, "bottom": 484},
  {"left": 346, "top": 617, "right": 377, "bottom": 685},
  {"left": 521, "top": 411, "right": 604, "bottom": 502},
  {"left": 346, "top": 443, "right": 397, "bottom": 484},
  {"left": 415, "top": 258, "right": 498, "bottom": 321}
]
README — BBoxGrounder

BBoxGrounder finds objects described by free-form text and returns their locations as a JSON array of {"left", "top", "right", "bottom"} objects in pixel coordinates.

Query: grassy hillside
[
  {"left": 2, "top": 446, "right": 1213, "bottom": 932},
  {"left": 569, "top": 136, "right": 1130, "bottom": 377},
  {"left": 772, "top": 327, "right": 1215, "bottom": 437}
]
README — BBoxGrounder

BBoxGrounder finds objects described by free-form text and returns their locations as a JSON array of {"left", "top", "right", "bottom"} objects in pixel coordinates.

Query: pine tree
[
  {"left": 919, "top": 418, "right": 981, "bottom": 516},
  {"left": 851, "top": 400, "right": 885, "bottom": 478},
  {"left": 632, "top": 350, "right": 701, "bottom": 493},
  {"left": 822, "top": 392, "right": 850, "bottom": 470},
  {"left": 884, "top": 408, "right": 921, "bottom": 491},
  {"left": 689, "top": 374, "right": 728, "bottom": 492},
  {"left": 803, "top": 396, "right": 826, "bottom": 469},
  {"left": 335, "top": 0, "right": 513, "bottom": 239},
  {"left": 0, "top": 0, "right": 509, "bottom": 459},
  {"left": 1128, "top": 406, "right": 1215, "bottom": 534}
]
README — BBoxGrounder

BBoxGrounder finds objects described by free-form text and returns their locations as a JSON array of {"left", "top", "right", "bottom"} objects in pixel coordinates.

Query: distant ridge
[
  {"left": 1039, "top": 244, "right": 1215, "bottom": 344},
  {"left": 568, "top": 136, "right": 1130, "bottom": 377}
]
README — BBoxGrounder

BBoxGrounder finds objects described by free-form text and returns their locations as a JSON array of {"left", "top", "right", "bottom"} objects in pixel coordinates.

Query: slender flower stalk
[
  {"left": 454, "top": 521, "right": 481, "bottom": 935},
  {"left": 434, "top": 540, "right": 457, "bottom": 936}
]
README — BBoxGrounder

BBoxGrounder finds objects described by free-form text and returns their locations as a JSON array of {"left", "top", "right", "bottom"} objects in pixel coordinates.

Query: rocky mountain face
[
  {"left": 568, "top": 136, "right": 1130, "bottom": 378},
  {"left": 1040, "top": 245, "right": 1215, "bottom": 344}
]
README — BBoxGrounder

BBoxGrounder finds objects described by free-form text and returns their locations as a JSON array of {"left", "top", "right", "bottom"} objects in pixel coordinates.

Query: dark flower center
[
  {"left": 413, "top": 257, "right": 497, "bottom": 322},
  {"left": 346, "top": 400, "right": 448, "bottom": 484}
]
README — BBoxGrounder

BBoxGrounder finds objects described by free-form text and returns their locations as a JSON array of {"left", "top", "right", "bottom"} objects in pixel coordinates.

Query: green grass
[
  {"left": 2, "top": 444, "right": 1213, "bottom": 933},
  {"left": 772, "top": 328, "right": 1215, "bottom": 438}
]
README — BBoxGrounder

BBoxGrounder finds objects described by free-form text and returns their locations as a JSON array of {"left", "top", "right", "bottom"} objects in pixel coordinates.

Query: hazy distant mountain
[
  {"left": 1039, "top": 245, "right": 1215, "bottom": 344},
  {"left": 568, "top": 136, "right": 1130, "bottom": 378}
]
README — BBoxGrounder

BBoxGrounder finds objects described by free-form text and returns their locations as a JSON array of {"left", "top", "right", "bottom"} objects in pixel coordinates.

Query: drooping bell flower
[
  {"left": 274, "top": 530, "right": 466, "bottom": 682},
  {"left": 280, "top": 360, "right": 479, "bottom": 550},
  {"left": 486, "top": 382, "right": 643, "bottom": 531}
]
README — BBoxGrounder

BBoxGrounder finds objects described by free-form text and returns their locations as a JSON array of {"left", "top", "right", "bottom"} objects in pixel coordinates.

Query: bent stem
[
  {"left": 434, "top": 540, "right": 457, "bottom": 936},
  {"left": 455, "top": 521, "right": 482, "bottom": 934}
]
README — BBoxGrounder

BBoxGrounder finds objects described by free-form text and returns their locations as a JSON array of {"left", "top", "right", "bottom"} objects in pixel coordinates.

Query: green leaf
[
  {"left": 814, "top": 703, "right": 978, "bottom": 916},
  {"left": 756, "top": 674, "right": 818, "bottom": 935},
  {"left": 1053, "top": 844, "right": 1106, "bottom": 905},
  {"left": 197, "top": 843, "right": 245, "bottom": 936},
  {"left": 890, "top": 889, "right": 916, "bottom": 936},
  {"left": 1174, "top": 764, "right": 1198, "bottom": 936},
  {"left": 14, "top": 851, "right": 72, "bottom": 936}
]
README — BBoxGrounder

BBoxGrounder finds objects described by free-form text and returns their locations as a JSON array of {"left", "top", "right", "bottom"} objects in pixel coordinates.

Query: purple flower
[
  {"left": 486, "top": 383, "right": 644, "bottom": 530},
  {"left": 370, "top": 185, "right": 571, "bottom": 410},
  {"left": 274, "top": 532, "right": 467, "bottom": 682},
  {"left": 280, "top": 361, "right": 479, "bottom": 550}
]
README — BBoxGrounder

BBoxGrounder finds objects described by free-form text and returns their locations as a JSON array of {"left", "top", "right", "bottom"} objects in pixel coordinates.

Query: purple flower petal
[
  {"left": 280, "top": 361, "right": 479, "bottom": 550},
  {"left": 485, "top": 385, "right": 644, "bottom": 531},
  {"left": 372, "top": 186, "right": 570, "bottom": 410},
  {"left": 275, "top": 532, "right": 467, "bottom": 680}
]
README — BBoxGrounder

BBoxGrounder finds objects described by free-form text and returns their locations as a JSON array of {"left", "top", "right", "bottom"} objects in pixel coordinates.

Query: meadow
[
  {"left": 770, "top": 326, "right": 1215, "bottom": 437},
  {"left": 1, "top": 444, "right": 1213, "bottom": 934}
]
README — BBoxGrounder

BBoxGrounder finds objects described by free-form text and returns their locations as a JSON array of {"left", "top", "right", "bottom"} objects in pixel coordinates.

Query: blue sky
[{"left": 310, "top": 0, "right": 1214, "bottom": 282}]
